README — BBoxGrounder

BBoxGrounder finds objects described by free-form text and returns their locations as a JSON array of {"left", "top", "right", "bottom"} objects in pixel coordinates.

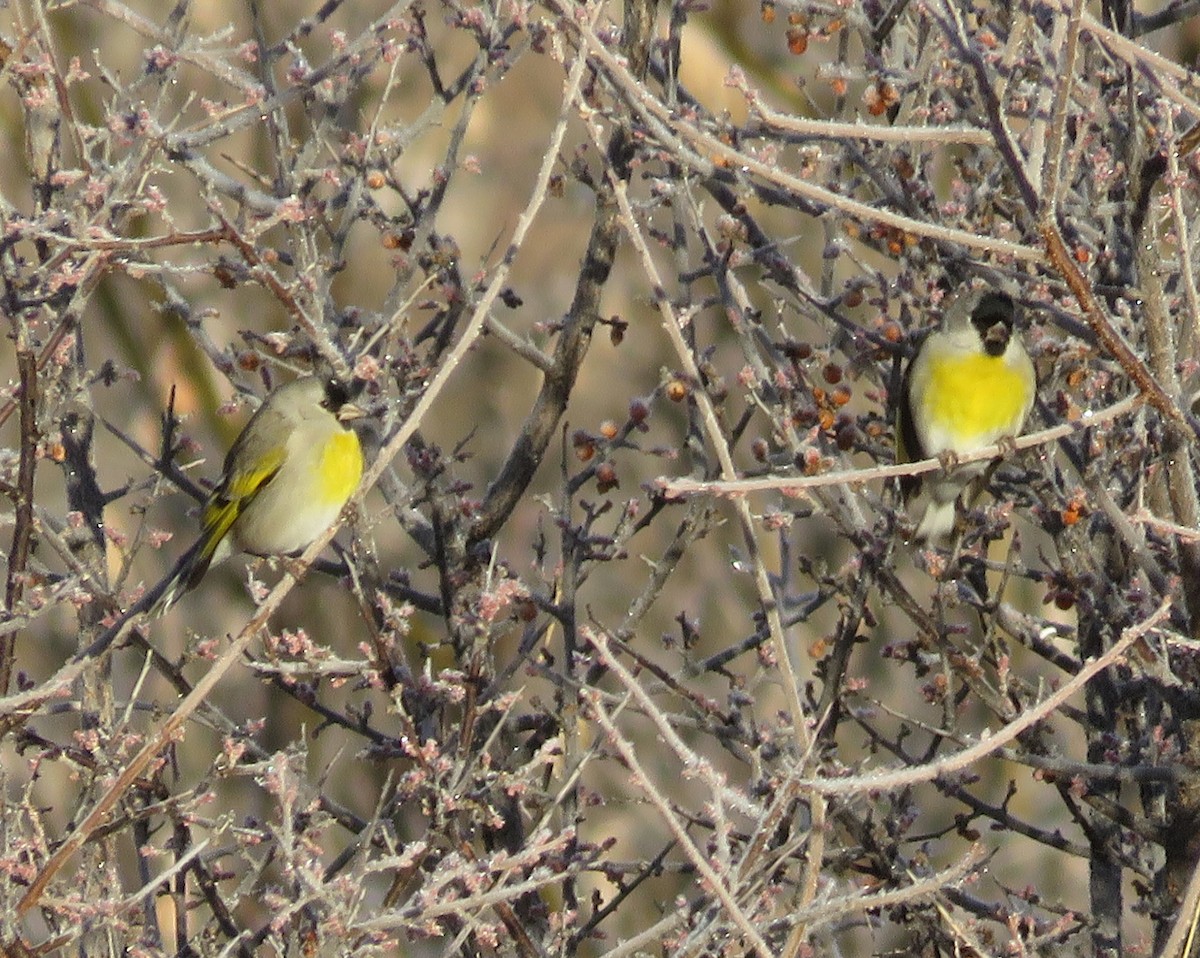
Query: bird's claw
[{"left": 937, "top": 449, "right": 961, "bottom": 472}]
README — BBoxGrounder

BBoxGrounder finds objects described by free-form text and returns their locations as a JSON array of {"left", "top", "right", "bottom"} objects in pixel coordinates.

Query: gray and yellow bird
[
  {"left": 151, "top": 376, "right": 365, "bottom": 614},
  {"left": 896, "top": 288, "right": 1036, "bottom": 543}
]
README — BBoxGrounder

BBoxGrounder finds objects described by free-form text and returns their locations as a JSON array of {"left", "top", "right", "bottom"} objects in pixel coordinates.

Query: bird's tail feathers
[
  {"left": 146, "top": 531, "right": 224, "bottom": 618},
  {"left": 909, "top": 495, "right": 959, "bottom": 544},
  {"left": 76, "top": 531, "right": 223, "bottom": 663},
  {"left": 903, "top": 472, "right": 979, "bottom": 545}
]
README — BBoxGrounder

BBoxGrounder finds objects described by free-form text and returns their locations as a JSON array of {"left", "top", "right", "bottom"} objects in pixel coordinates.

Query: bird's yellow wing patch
[{"left": 200, "top": 446, "right": 287, "bottom": 548}]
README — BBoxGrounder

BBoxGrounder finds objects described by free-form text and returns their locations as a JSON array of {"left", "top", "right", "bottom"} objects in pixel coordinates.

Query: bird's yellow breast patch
[
  {"left": 318, "top": 431, "right": 364, "bottom": 505},
  {"left": 923, "top": 353, "right": 1029, "bottom": 449}
]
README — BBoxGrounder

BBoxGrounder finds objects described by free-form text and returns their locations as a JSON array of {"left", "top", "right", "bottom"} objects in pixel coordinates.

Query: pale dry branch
[
  {"left": 800, "top": 597, "right": 1170, "bottom": 797},
  {"left": 661, "top": 393, "right": 1140, "bottom": 499}
]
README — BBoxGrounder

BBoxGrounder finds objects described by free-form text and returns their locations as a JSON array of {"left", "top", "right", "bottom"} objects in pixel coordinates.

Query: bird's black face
[
  {"left": 321, "top": 378, "right": 368, "bottom": 424},
  {"left": 971, "top": 291, "right": 1016, "bottom": 357},
  {"left": 321, "top": 379, "right": 351, "bottom": 412}
]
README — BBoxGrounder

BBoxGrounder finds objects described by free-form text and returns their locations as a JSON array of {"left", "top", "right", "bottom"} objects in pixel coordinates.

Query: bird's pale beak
[
  {"left": 337, "top": 402, "right": 367, "bottom": 423},
  {"left": 984, "top": 322, "right": 1010, "bottom": 349}
]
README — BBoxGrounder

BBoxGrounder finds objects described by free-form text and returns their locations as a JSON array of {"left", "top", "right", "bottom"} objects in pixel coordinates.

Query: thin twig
[
  {"left": 1040, "top": 221, "right": 1194, "bottom": 439},
  {"left": 553, "top": 0, "right": 1044, "bottom": 264},
  {"left": 2, "top": 350, "right": 38, "bottom": 693},
  {"left": 660, "top": 393, "right": 1139, "bottom": 498},
  {"left": 752, "top": 106, "right": 994, "bottom": 145},
  {"left": 1039, "top": 0, "right": 1085, "bottom": 213},
  {"left": 585, "top": 686, "right": 776, "bottom": 958},
  {"left": 799, "top": 597, "right": 1171, "bottom": 796}
]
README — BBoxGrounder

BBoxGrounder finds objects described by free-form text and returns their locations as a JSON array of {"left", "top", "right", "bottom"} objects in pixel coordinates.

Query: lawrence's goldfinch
[
  {"left": 897, "top": 288, "right": 1036, "bottom": 543},
  {"left": 151, "top": 376, "right": 365, "bottom": 613}
]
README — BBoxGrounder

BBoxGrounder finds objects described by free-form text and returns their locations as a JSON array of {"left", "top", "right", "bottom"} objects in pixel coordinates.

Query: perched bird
[
  {"left": 150, "top": 376, "right": 365, "bottom": 614},
  {"left": 896, "top": 288, "right": 1036, "bottom": 543}
]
